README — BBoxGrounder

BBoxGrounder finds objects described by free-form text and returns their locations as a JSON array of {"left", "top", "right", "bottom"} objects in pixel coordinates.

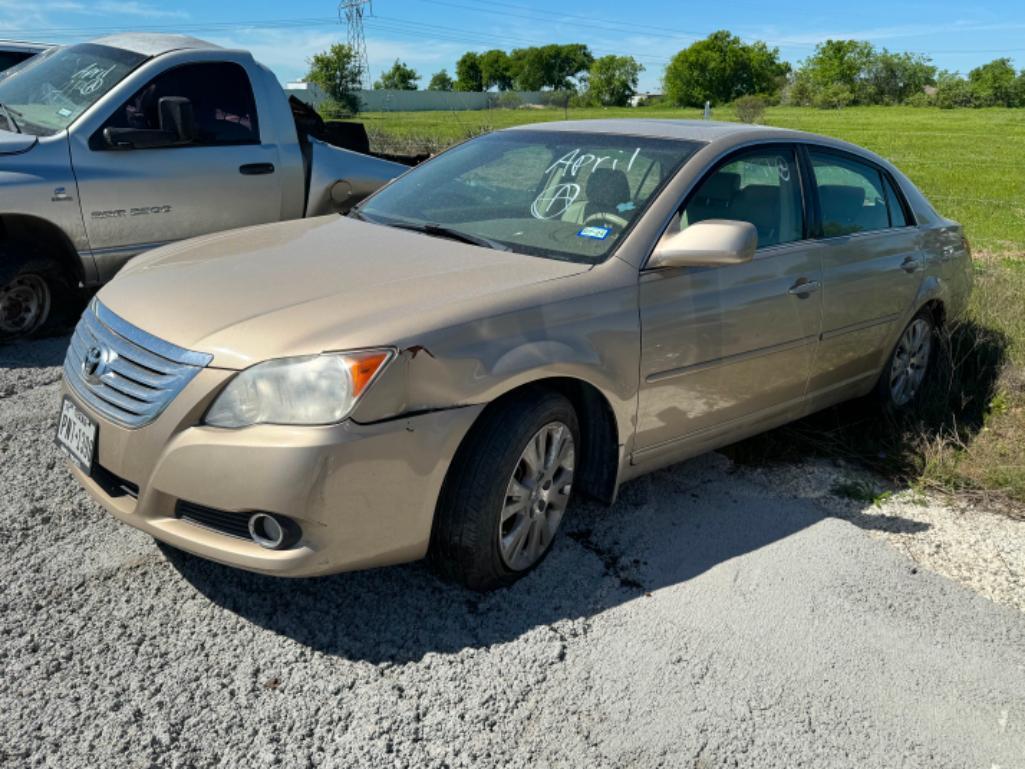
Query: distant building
[
  {"left": 284, "top": 81, "right": 328, "bottom": 108},
  {"left": 630, "top": 91, "right": 663, "bottom": 107}
]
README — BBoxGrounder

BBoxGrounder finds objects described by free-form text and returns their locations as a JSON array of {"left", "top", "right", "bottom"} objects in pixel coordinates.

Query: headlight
[{"left": 204, "top": 349, "right": 393, "bottom": 428}]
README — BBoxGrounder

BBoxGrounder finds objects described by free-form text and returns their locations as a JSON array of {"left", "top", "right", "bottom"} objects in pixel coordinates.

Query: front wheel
[
  {"left": 0, "top": 256, "right": 70, "bottom": 343},
  {"left": 875, "top": 311, "right": 935, "bottom": 411},
  {"left": 430, "top": 390, "right": 579, "bottom": 591}
]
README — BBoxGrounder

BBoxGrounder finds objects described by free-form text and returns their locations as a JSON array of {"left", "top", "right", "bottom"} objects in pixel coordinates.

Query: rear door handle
[
  {"left": 901, "top": 255, "right": 925, "bottom": 273},
  {"left": 788, "top": 279, "right": 821, "bottom": 297},
  {"left": 239, "top": 163, "right": 275, "bottom": 175}
]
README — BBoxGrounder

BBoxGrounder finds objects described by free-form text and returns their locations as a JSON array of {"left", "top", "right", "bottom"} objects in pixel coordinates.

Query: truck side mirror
[
  {"left": 101, "top": 96, "right": 196, "bottom": 150},
  {"left": 157, "top": 96, "right": 195, "bottom": 144}
]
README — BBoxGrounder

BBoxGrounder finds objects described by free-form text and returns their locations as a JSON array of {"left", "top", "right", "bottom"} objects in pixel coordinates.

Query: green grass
[
  {"left": 352, "top": 105, "right": 1025, "bottom": 507},
  {"left": 355, "top": 105, "right": 1025, "bottom": 255}
]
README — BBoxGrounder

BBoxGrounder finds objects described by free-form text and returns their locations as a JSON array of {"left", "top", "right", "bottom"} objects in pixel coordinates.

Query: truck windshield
[
  {"left": 0, "top": 43, "right": 146, "bottom": 136},
  {"left": 356, "top": 130, "right": 701, "bottom": 264}
]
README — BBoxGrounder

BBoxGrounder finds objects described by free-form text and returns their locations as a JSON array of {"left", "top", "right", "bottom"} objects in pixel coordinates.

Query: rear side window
[
  {"left": 808, "top": 150, "right": 892, "bottom": 236},
  {"left": 883, "top": 175, "right": 910, "bottom": 227},
  {"left": 101, "top": 62, "right": 260, "bottom": 146},
  {"left": 681, "top": 146, "right": 804, "bottom": 249}
]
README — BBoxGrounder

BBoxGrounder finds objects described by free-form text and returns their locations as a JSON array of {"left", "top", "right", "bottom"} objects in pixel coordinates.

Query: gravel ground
[{"left": 2, "top": 336, "right": 1025, "bottom": 768}]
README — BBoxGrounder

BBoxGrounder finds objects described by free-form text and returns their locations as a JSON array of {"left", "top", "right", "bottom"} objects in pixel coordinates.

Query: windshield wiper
[
  {"left": 381, "top": 221, "right": 510, "bottom": 251},
  {"left": 0, "top": 102, "right": 22, "bottom": 134}
]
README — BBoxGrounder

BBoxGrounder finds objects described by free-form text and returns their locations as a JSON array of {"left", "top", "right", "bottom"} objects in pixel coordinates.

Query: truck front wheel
[{"left": 0, "top": 256, "right": 70, "bottom": 343}]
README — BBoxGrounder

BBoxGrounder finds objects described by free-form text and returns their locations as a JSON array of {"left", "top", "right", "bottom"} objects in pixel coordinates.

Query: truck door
[{"left": 69, "top": 61, "right": 284, "bottom": 281}]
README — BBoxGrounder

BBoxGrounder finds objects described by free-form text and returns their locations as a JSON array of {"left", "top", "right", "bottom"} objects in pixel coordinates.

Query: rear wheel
[
  {"left": 430, "top": 390, "right": 579, "bottom": 590},
  {"left": 875, "top": 311, "right": 935, "bottom": 411}
]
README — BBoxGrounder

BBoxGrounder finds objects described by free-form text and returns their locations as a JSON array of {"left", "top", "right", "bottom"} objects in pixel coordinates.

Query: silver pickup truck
[
  {"left": 0, "top": 34, "right": 406, "bottom": 341},
  {"left": 0, "top": 40, "right": 49, "bottom": 74}
]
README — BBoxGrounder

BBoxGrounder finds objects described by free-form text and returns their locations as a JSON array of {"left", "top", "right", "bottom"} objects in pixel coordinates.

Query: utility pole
[{"left": 338, "top": 0, "right": 373, "bottom": 89}]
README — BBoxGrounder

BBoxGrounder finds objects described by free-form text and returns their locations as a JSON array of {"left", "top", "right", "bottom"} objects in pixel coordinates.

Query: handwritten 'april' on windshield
[{"left": 530, "top": 147, "right": 641, "bottom": 220}]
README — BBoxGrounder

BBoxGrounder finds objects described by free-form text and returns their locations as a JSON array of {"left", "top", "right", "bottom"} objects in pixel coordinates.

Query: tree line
[
  {"left": 305, "top": 42, "right": 643, "bottom": 114},
  {"left": 304, "top": 33, "right": 1025, "bottom": 116}
]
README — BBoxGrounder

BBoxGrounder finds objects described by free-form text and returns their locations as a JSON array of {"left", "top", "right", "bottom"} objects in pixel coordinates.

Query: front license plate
[{"left": 56, "top": 397, "right": 97, "bottom": 473}]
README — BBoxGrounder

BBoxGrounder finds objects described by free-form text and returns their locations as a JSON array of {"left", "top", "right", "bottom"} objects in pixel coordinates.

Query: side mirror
[
  {"left": 157, "top": 96, "right": 196, "bottom": 143},
  {"left": 102, "top": 96, "right": 196, "bottom": 150},
  {"left": 649, "top": 219, "right": 757, "bottom": 269}
]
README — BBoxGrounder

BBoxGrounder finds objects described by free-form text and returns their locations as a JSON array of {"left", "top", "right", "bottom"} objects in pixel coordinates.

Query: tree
[
  {"left": 934, "top": 71, "right": 975, "bottom": 109},
  {"left": 663, "top": 31, "right": 788, "bottom": 107},
  {"left": 798, "top": 39, "right": 876, "bottom": 104},
  {"left": 427, "top": 69, "right": 454, "bottom": 91},
  {"left": 305, "top": 43, "right": 363, "bottom": 115},
  {"left": 374, "top": 59, "right": 419, "bottom": 90},
  {"left": 867, "top": 50, "right": 936, "bottom": 104},
  {"left": 509, "top": 44, "right": 593, "bottom": 90},
  {"left": 454, "top": 52, "right": 484, "bottom": 91},
  {"left": 586, "top": 55, "right": 643, "bottom": 106},
  {"left": 479, "top": 49, "right": 513, "bottom": 91},
  {"left": 969, "top": 58, "right": 1017, "bottom": 106},
  {"left": 1013, "top": 72, "right": 1025, "bottom": 108}
]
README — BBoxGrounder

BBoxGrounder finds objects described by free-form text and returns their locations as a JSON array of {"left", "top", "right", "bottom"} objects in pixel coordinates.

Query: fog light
[{"left": 248, "top": 513, "right": 299, "bottom": 550}]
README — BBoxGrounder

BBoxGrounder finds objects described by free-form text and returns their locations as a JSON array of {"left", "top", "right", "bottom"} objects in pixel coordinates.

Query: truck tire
[
  {"left": 430, "top": 389, "right": 579, "bottom": 591},
  {"left": 0, "top": 250, "right": 73, "bottom": 343}
]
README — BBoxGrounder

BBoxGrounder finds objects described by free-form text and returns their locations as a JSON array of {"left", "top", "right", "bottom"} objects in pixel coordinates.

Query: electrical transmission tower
[{"left": 338, "top": 0, "right": 373, "bottom": 89}]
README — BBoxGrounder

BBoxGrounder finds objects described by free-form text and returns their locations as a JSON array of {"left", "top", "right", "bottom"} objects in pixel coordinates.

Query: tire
[
  {"left": 874, "top": 310, "right": 936, "bottom": 411},
  {"left": 429, "top": 389, "right": 580, "bottom": 591},
  {"left": 0, "top": 252, "right": 74, "bottom": 343}
]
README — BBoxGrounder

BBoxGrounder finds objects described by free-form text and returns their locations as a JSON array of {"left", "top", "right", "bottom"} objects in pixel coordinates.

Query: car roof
[
  {"left": 505, "top": 117, "right": 897, "bottom": 170},
  {"left": 90, "top": 33, "right": 220, "bottom": 57},
  {"left": 506, "top": 118, "right": 792, "bottom": 143}
]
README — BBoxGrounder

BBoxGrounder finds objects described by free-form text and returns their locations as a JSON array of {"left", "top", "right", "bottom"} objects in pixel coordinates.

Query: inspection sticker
[{"left": 577, "top": 226, "right": 611, "bottom": 240}]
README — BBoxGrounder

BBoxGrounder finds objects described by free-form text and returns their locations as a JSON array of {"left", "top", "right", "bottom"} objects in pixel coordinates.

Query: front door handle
[
  {"left": 901, "top": 255, "right": 925, "bottom": 273},
  {"left": 239, "top": 163, "right": 275, "bottom": 175},
  {"left": 788, "top": 279, "right": 821, "bottom": 297}
]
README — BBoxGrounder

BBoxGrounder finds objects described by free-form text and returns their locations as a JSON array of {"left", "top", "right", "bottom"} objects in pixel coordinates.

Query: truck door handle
[
  {"left": 787, "top": 279, "right": 821, "bottom": 297},
  {"left": 901, "top": 255, "right": 925, "bottom": 273},
  {"left": 239, "top": 163, "right": 275, "bottom": 175}
]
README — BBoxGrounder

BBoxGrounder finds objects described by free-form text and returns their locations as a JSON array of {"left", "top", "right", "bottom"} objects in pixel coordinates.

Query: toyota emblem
[{"left": 82, "top": 345, "right": 108, "bottom": 383}]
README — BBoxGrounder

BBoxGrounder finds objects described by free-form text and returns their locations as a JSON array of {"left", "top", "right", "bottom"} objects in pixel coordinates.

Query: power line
[{"left": 339, "top": 0, "right": 373, "bottom": 89}]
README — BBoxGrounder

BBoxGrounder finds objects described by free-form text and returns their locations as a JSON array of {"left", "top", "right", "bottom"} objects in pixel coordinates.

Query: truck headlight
[{"left": 204, "top": 350, "right": 393, "bottom": 428}]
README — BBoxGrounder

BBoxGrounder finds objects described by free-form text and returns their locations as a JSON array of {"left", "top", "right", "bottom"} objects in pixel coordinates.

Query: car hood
[
  {"left": 98, "top": 216, "right": 591, "bottom": 369},
  {"left": 0, "top": 127, "right": 38, "bottom": 155}
]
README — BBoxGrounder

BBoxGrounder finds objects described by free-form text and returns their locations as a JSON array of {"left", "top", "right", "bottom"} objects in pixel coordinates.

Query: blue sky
[{"left": 2, "top": 0, "right": 1025, "bottom": 91}]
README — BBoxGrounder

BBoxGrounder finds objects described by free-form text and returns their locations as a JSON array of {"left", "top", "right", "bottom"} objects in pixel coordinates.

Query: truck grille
[{"left": 63, "top": 299, "right": 213, "bottom": 428}]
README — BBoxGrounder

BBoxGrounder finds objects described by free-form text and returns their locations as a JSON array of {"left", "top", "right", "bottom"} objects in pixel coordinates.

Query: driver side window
[
  {"left": 99, "top": 62, "right": 259, "bottom": 147},
  {"left": 680, "top": 147, "right": 804, "bottom": 249}
]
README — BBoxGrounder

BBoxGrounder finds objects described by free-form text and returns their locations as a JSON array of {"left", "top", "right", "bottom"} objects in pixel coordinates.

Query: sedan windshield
[
  {"left": 358, "top": 130, "right": 702, "bottom": 264},
  {"left": 0, "top": 44, "right": 146, "bottom": 136}
]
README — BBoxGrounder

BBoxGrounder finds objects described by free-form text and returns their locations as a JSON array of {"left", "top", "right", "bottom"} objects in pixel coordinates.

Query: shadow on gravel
[
  {"left": 163, "top": 459, "right": 930, "bottom": 664},
  {"left": 0, "top": 335, "right": 71, "bottom": 369},
  {"left": 722, "top": 320, "right": 1009, "bottom": 483}
]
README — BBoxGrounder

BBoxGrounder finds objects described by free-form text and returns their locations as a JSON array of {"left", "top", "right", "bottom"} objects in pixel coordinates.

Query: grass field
[{"left": 354, "top": 105, "right": 1025, "bottom": 505}]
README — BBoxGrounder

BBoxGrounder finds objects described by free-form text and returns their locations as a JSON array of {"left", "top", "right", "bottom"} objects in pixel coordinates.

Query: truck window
[{"left": 100, "top": 62, "right": 260, "bottom": 147}]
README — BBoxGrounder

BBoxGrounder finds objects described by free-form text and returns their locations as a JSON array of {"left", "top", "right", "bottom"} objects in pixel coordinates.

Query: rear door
[
  {"left": 803, "top": 146, "right": 925, "bottom": 397},
  {"left": 69, "top": 61, "right": 283, "bottom": 280},
  {"left": 635, "top": 144, "right": 823, "bottom": 456}
]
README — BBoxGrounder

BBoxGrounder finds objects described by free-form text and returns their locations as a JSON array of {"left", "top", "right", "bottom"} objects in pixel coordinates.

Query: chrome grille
[{"left": 63, "top": 300, "right": 212, "bottom": 428}]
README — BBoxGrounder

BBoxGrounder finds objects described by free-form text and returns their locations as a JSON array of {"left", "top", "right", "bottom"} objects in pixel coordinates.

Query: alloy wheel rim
[
  {"left": 0, "top": 275, "right": 50, "bottom": 336},
  {"left": 499, "top": 421, "right": 575, "bottom": 571},
  {"left": 889, "top": 318, "right": 932, "bottom": 407}
]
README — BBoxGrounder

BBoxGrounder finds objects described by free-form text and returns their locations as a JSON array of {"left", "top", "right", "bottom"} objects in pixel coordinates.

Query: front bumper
[{"left": 63, "top": 371, "right": 483, "bottom": 577}]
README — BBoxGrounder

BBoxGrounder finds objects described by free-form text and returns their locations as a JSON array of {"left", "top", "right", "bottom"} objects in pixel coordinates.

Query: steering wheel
[{"left": 583, "top": 211, "right": 629, "bottom": 229}]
